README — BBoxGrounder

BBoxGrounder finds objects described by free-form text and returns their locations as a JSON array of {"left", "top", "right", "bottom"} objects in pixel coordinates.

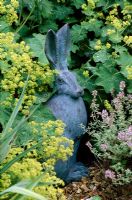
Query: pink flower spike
[
  {"left": 101, "top": 109, "right": 108, "bottom": 119},
  {"left": 119, "top": 81, "right": 126, "bottom": 91},
  {"left": 105, "top": 169, "right": 115, "bottom": 179},
  {"left": 100, "top": 143, "right": 108, "bottom": 151},
  {"left": 117, "top": 131, "right": 127, "bottom": 141},
  {"left": 118, "top": 92, "right": 124, "bottom": 98},
  {"left": 92, "top": 90, "right": 97, "bottom": 97},
  {"left": 85, "top": 141, "right": 92, "bottom": 149},
  {"left": 127, "top": 141, "right": 132, "bottom": 148},
  {"left": 127, "top": 126, "right": 132, "bottom": 136}
]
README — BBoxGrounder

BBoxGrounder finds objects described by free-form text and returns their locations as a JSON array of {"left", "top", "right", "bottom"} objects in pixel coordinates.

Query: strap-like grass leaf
[
  {"left": 0, "top": 185, "right": 47, "bottom": 200},
  {"left": 0, "top": 76, "right": 29, "bottom": 163}
]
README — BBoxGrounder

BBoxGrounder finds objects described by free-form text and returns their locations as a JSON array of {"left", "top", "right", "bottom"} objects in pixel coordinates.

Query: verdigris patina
[{"left": 45, "top": 24, "right": 88, "bottom": 183}]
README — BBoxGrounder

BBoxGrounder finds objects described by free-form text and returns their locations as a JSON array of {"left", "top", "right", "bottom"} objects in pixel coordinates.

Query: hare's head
[
  {"left": 56, "top": 70, "right": 84, "bottom": 98},
  {"left": 45, "top": 24, "right": 84, "bottom": 98}
]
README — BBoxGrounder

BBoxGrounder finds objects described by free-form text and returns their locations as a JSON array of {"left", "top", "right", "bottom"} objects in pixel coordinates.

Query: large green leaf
[
  {"left": 0, "top": 180, "right": 47, "bottom": 200},
  {"left": 116, "top": 52, "right": 132, "bottom": 67},
  {"left": 30, "top": 104, "right": 55, "bottom": 123},
  {"left": 109, "top": 32, "right": 122, "bottom": 43},
  {"left": 25, "top": 34, "right": 48, "bottom": 64},
  {"left": 53, "top": 5, "right": 73, "bottom": 20},
  {"left": 0, "top": 105, "right": 10, "bottom": 128},
  {"left": 71, "top": 0, "right": 85, "bottom": 9},
  {"left": 127, "top": 80, "right": 132, "bottom": 93},
  {"left": 39, "top": 20, "right": 58, "bottom": 33},
  {"left": 71, "top": 25, "right": 87, "bottom": 43},
  {"left": 95, "top": 66, "right": 124, "bottom": 92},
  {"left": 113, "top": 45, "right": 127, "bottom": 54},
  {"left": 0, "top": 20, "right": 12, "bottom": 32},
  {"left": 93, "top": 49, "right": 109, "bottom": 63},
  {"left": 74, "top": 70, "right": 95, "bottom": 92},
  {"left": 81, "top": 20, "right": 103, "bottom": 36}
]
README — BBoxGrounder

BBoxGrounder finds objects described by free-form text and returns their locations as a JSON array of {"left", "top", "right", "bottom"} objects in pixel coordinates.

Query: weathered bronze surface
[{"left": 45, "top": 24, "right": 88, "bottom": 183}]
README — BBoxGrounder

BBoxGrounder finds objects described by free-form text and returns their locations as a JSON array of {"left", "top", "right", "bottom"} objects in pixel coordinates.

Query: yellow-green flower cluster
[
  {"left": 35, "top": 186, "right": 66, "bottom": 200},
  {"left": 107, "top": 29, "right": 116, "bottom": 36},
  {"left": 126, "top": 66, "right": 132, "bottom": 80},
  {"left": 29, "top": 120, "right": 73, "bottom": 163},
  {"left": 0, "top": 32, "right": 55, "bottom": 115},
  {"left": 104, "top": 100, "right": 112, "bottom": 111},
  {"left": 123, "top": 36, "right": 132, "bottom": 48},
  {"left": 0, "top": 119, "right": 73, "bottom": 199},
  {"left": 87, "top": 0, "right": 95, "bottom": 9},
  {"left": 83, "top": 70, "right": 89, "bottom": 78},
  {"left": 81, "top": 3, "right": 87, "bottom": 11},
  {"left": 106, "top": 42, "right": 111, "bottom": 49},
  {"left": 0, "top": 0, "right": 19, "bottom": 24},
  {"left": 94, "top": 39, "right": 102, "bottom": 50},
  {"left": 97, "top": 12, "right": 104, "bottom": 19},
  {"left": 121, "top": 1, "right": 132, "bottom": 15},
  {"left": 112, "top": 51, "right": 119, "bottom": 58},
  {"left": 82, "top": 0, "right": 95, "bottom": 11},
  {"left": 106, "top": 3, "right": 131, "bottom": 30}
]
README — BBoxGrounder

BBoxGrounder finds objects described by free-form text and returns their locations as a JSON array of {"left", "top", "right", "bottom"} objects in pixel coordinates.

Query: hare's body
[
  {"left": 48, "top": 94, "right": 87, "bottom": 140},
  {"left": 45, "top": 24, "right": 88, "bottom": 183}
]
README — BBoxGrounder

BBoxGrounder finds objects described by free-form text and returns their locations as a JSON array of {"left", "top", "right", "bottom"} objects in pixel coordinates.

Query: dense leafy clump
[
  {"left": 87, "top": 82, "right": 132, "bottom": 185},
  {"left": 0, "top": 0, "right": 18, "bottom": 24},
  {"left": 0, "top": 1, "right": 73, "bottom": 199},
  {"left": 0, "top": 32, "right": 55, "bottom": 116},
  {"left": 0, "top": 0, "right": 132, "bottom": 199},
  {"left": 0, "top": 119, "right": 73, "bottom": 199},
  {"left": 16, "top": 0, "right": 132, "bottom": 104}
]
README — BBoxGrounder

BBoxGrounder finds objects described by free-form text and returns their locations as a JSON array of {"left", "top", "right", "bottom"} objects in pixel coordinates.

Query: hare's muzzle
[{"left": 76, "top": 88, "right": 84, "bottom": 97}]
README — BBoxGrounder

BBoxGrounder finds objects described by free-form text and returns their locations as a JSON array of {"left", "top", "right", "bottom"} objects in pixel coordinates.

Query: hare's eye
[{"left": 57, "top": 78, "right": 64, "bottom": 84}]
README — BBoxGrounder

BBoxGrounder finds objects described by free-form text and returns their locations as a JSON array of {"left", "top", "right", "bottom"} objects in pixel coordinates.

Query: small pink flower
[
  {"left": 119, "top": 81, "right": 126, "bottom": 91},
  {"left": 101, "top": 109, "right": 108, "bottom": 119},
  {"left": 112, "top": 97, "right": 122, "bottom": 110},
  {"left": 105, "top": 169, "right": 115, "bottom": 179},
  {"left": 92, "top": 90, "right": 97, "bottom": 97},
  {"left": 128, "top": 94, "right": 132, "bottom": 100},
  {"left": 117, "top": 131, "right": 127, "bottom": 141},
  {"left": 127, "top": 141, "right": 132, "bottom": 148},
  {"left": 117, "top": 92, "right": 124, "bottom": 98},
  {"left": 126, "top": 126, "right": 132, "bottom": 137},
  {"left": 100, "top": 143, "right": 108, "bottom": 151},
  {"left": 85, "top": 141, "right": 92, "bottom": 149}
]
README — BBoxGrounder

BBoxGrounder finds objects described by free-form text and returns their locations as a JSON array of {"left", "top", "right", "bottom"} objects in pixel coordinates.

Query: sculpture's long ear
[
  {"left": 56, "top": 24, "right": 70, "bottom": 70},
  {"left": 45, "top": 30, "right": 57, "bottom": 68}
]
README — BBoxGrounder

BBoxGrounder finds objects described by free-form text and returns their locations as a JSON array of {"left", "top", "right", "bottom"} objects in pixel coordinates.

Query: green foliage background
[
  {"left": 0, "top": 0, "right": 132, "bottom": 199},
  {"left": 17, "top": 0, "right": 132, "bottom": 103}
]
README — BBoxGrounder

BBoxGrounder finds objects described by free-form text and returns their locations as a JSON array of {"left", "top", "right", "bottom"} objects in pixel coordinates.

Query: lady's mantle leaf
[
  {"left": 93, "top": 49, "right": 109, "bottom": 63},
  {"left": 25, "top": 34, "right": 48, "bottom": 64},
  {"left": 95, "top": 67, "right": 124, "bottom": 92}
]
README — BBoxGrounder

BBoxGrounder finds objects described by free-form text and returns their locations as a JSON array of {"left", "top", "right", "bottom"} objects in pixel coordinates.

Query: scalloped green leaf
[
  {"left": 71, "top": 0, "right": 85, "bottom": 9},
  {"left": 95, "top": 67, "right": 124, "bottom": 92},
  {"left": 116, "top": 52, "right": 132, "bottom": 66},
  {"left": 71, "top": 25, "right": 87, "bottom": 43},
  {"left": 109, "top": 32, "right": 122, "bottom": 43},
  {"left": 25, "top": 34, "right": 48, "bottom": 64},
  {"left": 0, "top": 20, "right": 12, "bottom": 32},
  {"left": 93, "top": 49, "right": 109, "bottom": 63}
]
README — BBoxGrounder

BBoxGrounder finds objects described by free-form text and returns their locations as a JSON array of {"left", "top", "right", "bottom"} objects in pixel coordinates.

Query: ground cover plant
[
  {"left": 0, "top": 0, "right": 132, "bottom": 199},
  {"left": 87, "top": 81, "right": 132, "bottom": 185}
]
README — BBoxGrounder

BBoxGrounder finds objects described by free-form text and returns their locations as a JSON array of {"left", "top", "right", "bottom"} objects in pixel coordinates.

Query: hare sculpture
[{"left": 45, "top": 24, "right": 88, "bottom": 183}]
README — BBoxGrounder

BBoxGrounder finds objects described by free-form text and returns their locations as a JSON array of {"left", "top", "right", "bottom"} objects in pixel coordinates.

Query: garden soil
[{"left": 64, "top": 165, "right": 132, "bottom": 200}]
